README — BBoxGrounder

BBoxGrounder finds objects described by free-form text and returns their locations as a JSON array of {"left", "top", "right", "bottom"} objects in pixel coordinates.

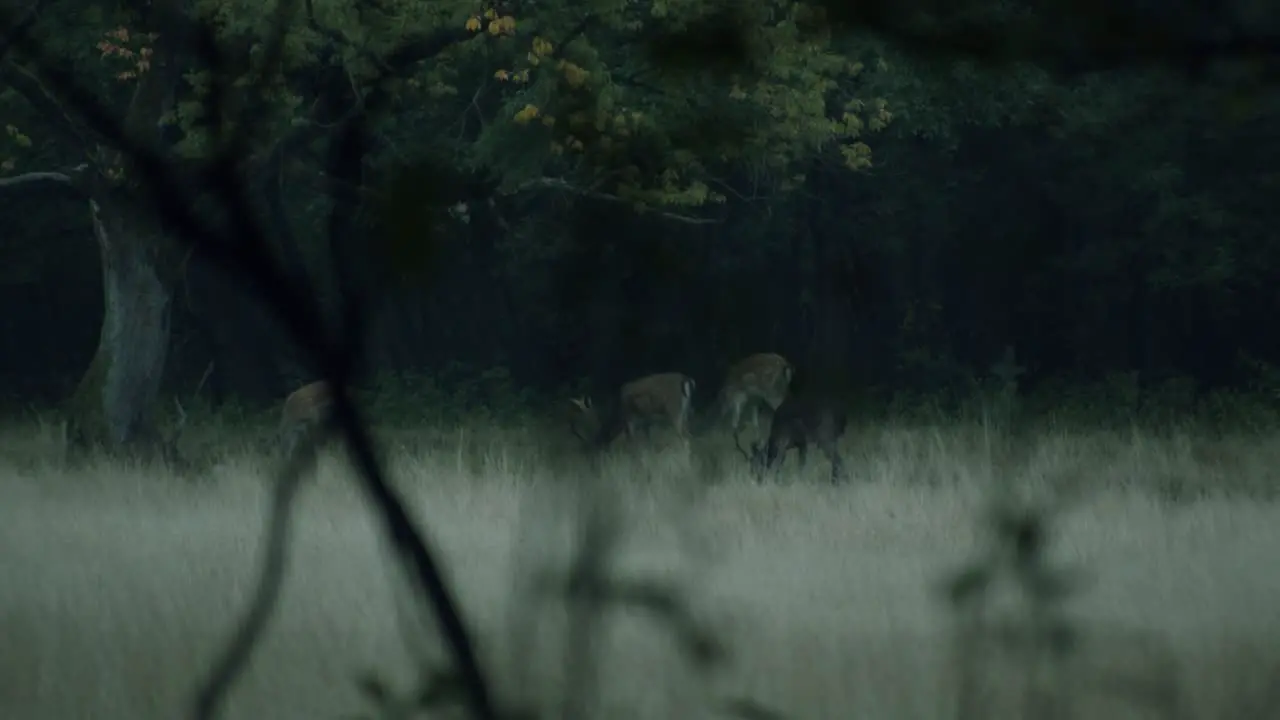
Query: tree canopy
[{"left": 3, "top": 0, "right": 897, "bottom": 226}]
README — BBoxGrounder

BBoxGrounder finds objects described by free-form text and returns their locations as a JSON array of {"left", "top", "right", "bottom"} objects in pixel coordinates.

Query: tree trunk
[{"left": 65, "top": 195, "right": 173, "bottom": 456}]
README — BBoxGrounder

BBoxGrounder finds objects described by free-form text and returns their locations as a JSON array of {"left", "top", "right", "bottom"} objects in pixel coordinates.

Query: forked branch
[{"left": 0, "top": 4, "right": 498, "bottom": 720}]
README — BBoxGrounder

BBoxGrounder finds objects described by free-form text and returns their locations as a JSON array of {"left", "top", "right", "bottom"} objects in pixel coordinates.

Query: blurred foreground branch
[{"left": 0, "top": 0, "right": 497, "bottom": 718}]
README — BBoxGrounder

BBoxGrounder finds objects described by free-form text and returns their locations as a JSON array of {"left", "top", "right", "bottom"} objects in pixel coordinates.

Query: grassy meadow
[{"left": 1, "top": 413, "right": 1279, "bottom": 720}]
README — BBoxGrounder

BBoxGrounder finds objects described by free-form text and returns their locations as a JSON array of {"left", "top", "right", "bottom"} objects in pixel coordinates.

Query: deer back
[
  {"left": 571, "top": 372, "right": 695, "bottom": 447},
  {"left": 280, "top": 381, "right": 334, "bottom": 431},
  {"left": 721, "top": 353, "right": 793, "bottom": 407},
  {"left": 621, "top": 372, "right": 696, "bottom": 420}
]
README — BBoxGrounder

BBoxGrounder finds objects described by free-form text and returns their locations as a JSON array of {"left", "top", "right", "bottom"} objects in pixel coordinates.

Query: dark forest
[{"left": 3, "top": 0, "right": 1278, "bottom": 434}]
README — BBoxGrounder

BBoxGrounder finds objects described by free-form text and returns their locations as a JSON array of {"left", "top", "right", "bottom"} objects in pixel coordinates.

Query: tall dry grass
[{"left": 1, "top": 419, "right": 1278, "bottom": 719}]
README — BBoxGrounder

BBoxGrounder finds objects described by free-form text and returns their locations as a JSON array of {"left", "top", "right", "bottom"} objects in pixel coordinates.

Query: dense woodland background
[{"left": 3, "top": 0, "right": 1280, "bottom": 440}]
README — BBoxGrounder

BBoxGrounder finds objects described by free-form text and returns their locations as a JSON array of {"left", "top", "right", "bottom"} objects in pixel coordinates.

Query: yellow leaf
[
  {"left": 465, "top": 16, "right": 481, "bottom": 32},
  {"left": 513, "top": 104, "right": 540, "bottom": 123},
  {"left": 494, "top": 69, "right": 509, "bottom": 81},
  {"left": 561, "top": 62, "right": 588, "bottom": 88}
]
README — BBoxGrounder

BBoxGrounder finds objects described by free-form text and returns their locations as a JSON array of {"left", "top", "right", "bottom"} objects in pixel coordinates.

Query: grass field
[{"left": 1, "top": 419, "right": 1279, "bottom": 720}]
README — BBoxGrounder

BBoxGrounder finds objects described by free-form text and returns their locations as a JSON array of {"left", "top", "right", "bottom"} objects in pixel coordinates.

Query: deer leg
[
  {"left": 829, "top": 451, "right": 846, "bottom": 484},
  {"left": 821, "top": 441, "right": 846, "bottom": 483},
  {"left": 282, "top": 421, "right": 314, "bottom": 459},
  {"left": 753, "top": 454, "right": 770, "bottom": 484},
  {"left": 768, "top": 445, "right": 787, "bottom": 479},
  {"left": 747, "top": 448, "right": 764, "bottom": 482},
  {"left": 727, "top": 396, "right": 744, "bottom": 435}
]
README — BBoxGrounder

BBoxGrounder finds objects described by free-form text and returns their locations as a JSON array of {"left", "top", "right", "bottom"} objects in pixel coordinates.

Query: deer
[
  {"left": 569, "top": 372, "right": 696, "bottom": 449},
  {"left": 734, "top": 393, "right": 848, "bottom": 484},
  {"left": 713, "top": 352, "right": 794, "bottom": 437},
  {"left": 278, "top": 380, "right": 336, "bottom": 457}
]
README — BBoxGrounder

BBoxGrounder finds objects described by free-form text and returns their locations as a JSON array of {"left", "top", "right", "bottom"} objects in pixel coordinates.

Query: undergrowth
[{"left": 1, "top": 410, "right": 1278, "bottom": 719}]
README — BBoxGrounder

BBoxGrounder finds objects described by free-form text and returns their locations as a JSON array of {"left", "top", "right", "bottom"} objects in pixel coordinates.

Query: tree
[
  {"left": 0, "top": 0, "right": 895, "bottom": 454},
  {"left": 1, "top": 8, "right": 184, "bottom": 455}
]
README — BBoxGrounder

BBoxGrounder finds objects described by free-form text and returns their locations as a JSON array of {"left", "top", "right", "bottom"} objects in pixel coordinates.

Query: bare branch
[
  {"left": 0, "top": 62, "right": 93, "bottom": 153},
  {"left": 5, "top": 10, "right": 499, "bottom": 720},
  {"left": 193, "top": 439, "right": 311, "bottom": 720},
  {"left": 0, "top": 163, "right": 87, "bottom": 188},
  {"left": 0, "top": 170, "right": 69, "bottom": 187}
]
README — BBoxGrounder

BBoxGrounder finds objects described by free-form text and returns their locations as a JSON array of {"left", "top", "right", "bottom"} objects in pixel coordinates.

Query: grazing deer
[
  {"left": 734, "top": 394, "right": 847, "bottom": 483},
  {"left": 279, "top": 380, "right": 335, "bottom": 457},
  {"left": 570, "top": 372, "right": 696, "bottom": 448},
  {"left": 713, "top": 353, "right": 794, "bottom": 436}
]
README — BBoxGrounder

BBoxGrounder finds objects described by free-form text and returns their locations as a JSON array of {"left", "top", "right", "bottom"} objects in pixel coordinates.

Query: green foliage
[
  {"left": 462, "top": 0, "right": 895, "bottom": 206},
  {"left": 4, "top": 0, "right": 898, "bottom": 209}
]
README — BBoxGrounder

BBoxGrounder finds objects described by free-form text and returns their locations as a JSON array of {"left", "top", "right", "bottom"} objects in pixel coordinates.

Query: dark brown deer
[
  {"left": 734, "top": 394, "right": 847, "bottom": 483},
  {"left": 569, "top": 372, "right": 696, "bottom": 448}
]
